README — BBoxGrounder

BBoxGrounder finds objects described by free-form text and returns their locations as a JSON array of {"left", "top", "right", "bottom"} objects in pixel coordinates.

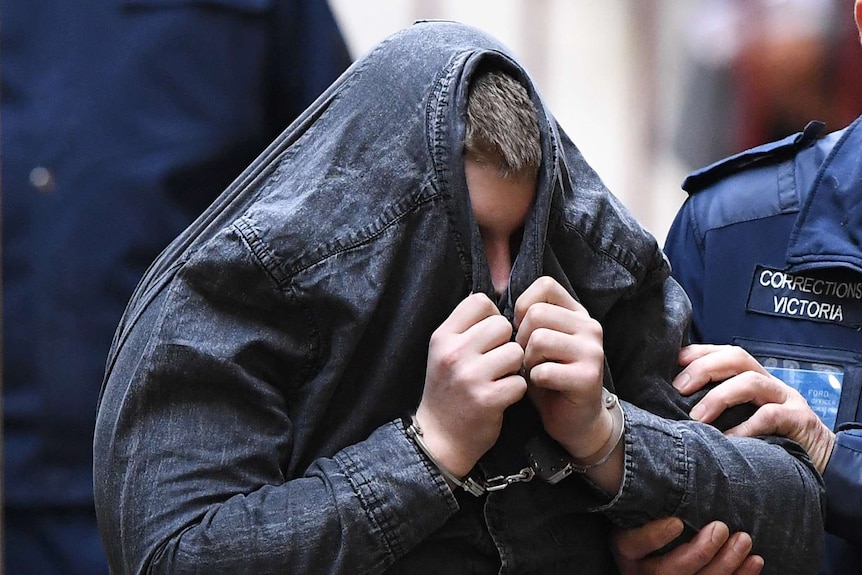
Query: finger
[
  {"left": 673, "top": 346, "right": 769, "bottom": 395},
  {"left": 611, "top": 517, "right": 685, "bottom": 561},
  {"left": 476, "top": 371, "right": 529, "bottom": 409},
  {"left": 522, "top": 328, "right": 569, "bottom": 372},
  {"left": 520, "top": 320, "right": 600, "bottom": 366},
  {"left": 678, "top": 344, "right": 727, "bottom": 366},
  {"left": 723, "top": 403, "right": 788, "bottom": 439},
  {"left": 462, "top": 313, "right": 516, "bottom": 354},
  {"left": 698, "top": 531, "right": 754, "bottom": 575},
  {"left": 653, "top": 521, "right": 731, "bottom": 574},
  {"left": 529, "top": 362, "right": 605, "bottom": 396},
  {"left": 515, "top": 300, "right": 578, "bottom": 341},
  {"left": 479, "top": 340, "right": 526, "bottom": 382},
  {"left": 690, "top": 373, "right": 789, "bottom": 424},
  {"left": 735, "top": 555, "right": 765, "bottom": 575},
  {"left": 513, "top": 276, "right": 581, "bottom": 329},
  {"left": 438, "top": 292, "right": 501, "bottom": 335}
]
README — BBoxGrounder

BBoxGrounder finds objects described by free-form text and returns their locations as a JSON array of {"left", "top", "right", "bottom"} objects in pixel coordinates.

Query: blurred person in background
[
  {"left": 674, "top": 0, "right": 862, "bottom": 169},
  {"left": 613, "top": 1, "right": 862, "bottom": 574},
  {"left": 1, "top": 1, "right": 351, "bottom": 573}
]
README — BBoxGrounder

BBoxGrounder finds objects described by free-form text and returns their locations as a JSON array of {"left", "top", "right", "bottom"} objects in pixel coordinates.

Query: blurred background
[{"left": 330, "top": 0, "right": 862, "bottom": 243}]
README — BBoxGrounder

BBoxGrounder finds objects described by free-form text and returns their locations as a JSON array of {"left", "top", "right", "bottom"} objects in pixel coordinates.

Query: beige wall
[{"left": 329, "top": 0, "right": 691, "bottom": 244}]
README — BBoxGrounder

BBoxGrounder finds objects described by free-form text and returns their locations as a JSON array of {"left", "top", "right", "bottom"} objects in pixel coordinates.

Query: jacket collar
[{"left": 788, "top": 114, "right": 862, "bottom": 273}]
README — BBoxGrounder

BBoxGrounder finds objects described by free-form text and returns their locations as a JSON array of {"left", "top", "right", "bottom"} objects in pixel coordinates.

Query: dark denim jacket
[{"left": 94, "top": 21, "right": 825, "bottom": 575}]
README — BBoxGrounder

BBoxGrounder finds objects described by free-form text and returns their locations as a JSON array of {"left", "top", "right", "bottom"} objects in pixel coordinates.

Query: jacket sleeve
[
  {"left": 93, "top": 225, "right": 457, "bottom": 575},
  {"left": 600, "top": 268, "right": 826, "bottom": 575},
  {"left": 823, "top": 425, "right": 862, "bottom": 542}
]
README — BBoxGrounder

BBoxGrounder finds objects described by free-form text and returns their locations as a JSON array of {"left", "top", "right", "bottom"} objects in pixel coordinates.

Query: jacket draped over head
[{"left": 94, "top": 21, "right": 825, "bottom": 575}]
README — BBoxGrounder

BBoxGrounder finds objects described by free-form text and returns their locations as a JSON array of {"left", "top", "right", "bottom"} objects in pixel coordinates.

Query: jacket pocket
[{"left": 734, "top": 337, "right": 862, "bottom": 430}]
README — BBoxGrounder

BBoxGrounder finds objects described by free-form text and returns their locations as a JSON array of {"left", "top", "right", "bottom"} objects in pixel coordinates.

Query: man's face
[{"left": 464, "top": 157, "right": 537, "bottom": 295}]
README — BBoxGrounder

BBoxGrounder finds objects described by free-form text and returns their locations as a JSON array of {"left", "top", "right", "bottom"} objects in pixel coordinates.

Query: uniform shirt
[{"left": 665, "top": 117, "right": 862, "bottom": 575}]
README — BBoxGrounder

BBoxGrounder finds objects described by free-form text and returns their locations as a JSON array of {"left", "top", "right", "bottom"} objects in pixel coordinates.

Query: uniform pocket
[{"left": 735, "top": 337, "right": 862, "bottom": 430}]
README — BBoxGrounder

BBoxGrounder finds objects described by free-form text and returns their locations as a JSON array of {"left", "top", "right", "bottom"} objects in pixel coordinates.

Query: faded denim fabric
[{"left": 94, "top": 21, "right": 825, "bottom": 575}]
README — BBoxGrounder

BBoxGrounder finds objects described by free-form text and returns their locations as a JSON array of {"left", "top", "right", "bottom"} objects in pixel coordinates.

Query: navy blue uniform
[
  {"left": 1, "top": 1, "right": 350, "bottom": 573},
  {"left": 665, "top": 118, "right": 862, "bottom": 575}
]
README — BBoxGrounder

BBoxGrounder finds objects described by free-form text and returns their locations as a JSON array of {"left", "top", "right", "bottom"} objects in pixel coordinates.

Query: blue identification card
[{"left": 758, "top": 358, "right": 842, "bottom": 430}]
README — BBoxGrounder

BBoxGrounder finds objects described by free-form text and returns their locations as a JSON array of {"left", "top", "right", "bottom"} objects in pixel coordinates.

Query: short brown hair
[{"left": 464, "top": 71, "right": 541, "bottom": 179}]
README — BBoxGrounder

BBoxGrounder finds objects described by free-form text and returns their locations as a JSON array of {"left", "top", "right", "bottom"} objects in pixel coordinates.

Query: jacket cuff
[
  {"left": 334, "top": 419, "right": 459, "bottom": 559},
  {"left": 596, "top": 402, "right": 688, "bottom": 528}
]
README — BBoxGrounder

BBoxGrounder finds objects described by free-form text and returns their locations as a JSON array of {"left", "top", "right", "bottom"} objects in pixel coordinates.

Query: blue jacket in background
[
  {"left": 1, "top": 0, "right": 350, "bottom": 565},
  {"left": 665, "top": 116, "right": 862, "bottom": 575}
]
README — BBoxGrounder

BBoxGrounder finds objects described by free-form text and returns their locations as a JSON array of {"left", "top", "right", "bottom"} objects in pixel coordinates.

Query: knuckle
[
  {"left": 428, "top": 326, "right": 454, "bottom": 350},
  {"left": 521, "top": 301, "right": 546, "bottom": 325},
  {"left": 435, "top": 342, "right": 465, "bottom": 373},
  {"left": 728, "top": 345, "right": 751, "bottom": 362},
  {"left": 489, "top": 314, "right": 514, "bottom": 336},
  {"left": 536, "top": 275, "right": 557, "bottom": 291},
  {"left": 757, "top": 405, "right": 781, "bottom": 427},
  {"left": 691, "top": 546, "right": 714, "bottom": 564},
  {"left": 529, "top": 326, "right": 554, "bottom": 348},
  {"left": 503, "top": 341, "right": 525, "bottom": 362},
  {"left": 528, "top": 361, "right": 548, "bottom": 384}
]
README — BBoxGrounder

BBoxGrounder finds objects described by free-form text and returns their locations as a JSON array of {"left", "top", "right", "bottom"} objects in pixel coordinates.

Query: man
[
  {"left": 1, "top": 1, "right": 350, "bottom": 573},
  {"left": 614, "top": 2, "right": 862, "bottom": 573},
  {"left": 93, "top": 21, "right": 824, "bottom": 574}
]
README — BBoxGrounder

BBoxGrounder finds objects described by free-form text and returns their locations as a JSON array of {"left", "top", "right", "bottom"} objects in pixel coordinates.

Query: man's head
[{"left": 463, "top": 71, "right": 541, "bottom": 295}]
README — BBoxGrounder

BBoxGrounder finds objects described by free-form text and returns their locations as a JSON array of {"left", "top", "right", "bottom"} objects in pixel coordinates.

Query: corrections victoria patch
[{"left": 747, "top": 265, "right": 862, "bottom": 328}]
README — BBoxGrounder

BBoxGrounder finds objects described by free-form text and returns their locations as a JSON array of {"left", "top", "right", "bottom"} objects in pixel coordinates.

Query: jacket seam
[
  {"left": 335, "top": 448, "right": 404, "bottom": 572},
  {"left": 553, "top": 210, "right": 641, "bottom": 287},
  {"left": 236, "top": 187, "right": 442, "bottom": 286},
  {"left": 232, "top": 217, "right": 322, "bottom": 383}
]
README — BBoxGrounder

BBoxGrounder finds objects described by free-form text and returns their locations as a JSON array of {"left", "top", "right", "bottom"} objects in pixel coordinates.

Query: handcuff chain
[{"left": 480, "top": 466, "right": 536, "bottom": 492}]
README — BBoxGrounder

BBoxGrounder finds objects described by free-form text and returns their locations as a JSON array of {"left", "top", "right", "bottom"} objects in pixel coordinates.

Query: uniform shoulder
[
  {"left": 682, "top": 121, "right": 826, "bottom": 195},
  {"left": 672, "top": 121, "right": 849, "bottom": 234}
]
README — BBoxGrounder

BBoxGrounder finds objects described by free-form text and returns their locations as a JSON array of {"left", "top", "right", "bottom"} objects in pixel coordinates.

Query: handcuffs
[{"left": 406, "top": 388, "right": 625, "bottom": 496}]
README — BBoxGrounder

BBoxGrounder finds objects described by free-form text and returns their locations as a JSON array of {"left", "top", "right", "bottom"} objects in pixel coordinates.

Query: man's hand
[
  {"left": 674, "top": 344, "right": 836, "bottom": 472},
  {"left": 513, "top": 277, "right": 608, "bottom": 459},
  {"left": 612, "top": 517, "right": 764, "bottom": 575},
  {"left": 415, "top": 292, "right": 527, "bottom": 477}
]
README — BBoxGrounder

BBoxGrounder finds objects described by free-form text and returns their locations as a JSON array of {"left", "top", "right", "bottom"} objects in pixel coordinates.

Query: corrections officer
[{"left": 613, "top": 2, "right": 862, "bottom": 574}]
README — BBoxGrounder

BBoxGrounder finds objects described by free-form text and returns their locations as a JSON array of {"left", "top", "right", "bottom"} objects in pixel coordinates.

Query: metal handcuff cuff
[{"left": 406, "top": 387, "right": 625, "bottom": 496}]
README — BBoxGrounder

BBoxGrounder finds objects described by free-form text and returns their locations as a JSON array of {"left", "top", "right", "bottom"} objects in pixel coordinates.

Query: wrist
[
  {"left": 568, "top": 389, "right": 625, "bottom": 471},
  {"left": 528, "top": 389, "right": 625, "bottom": 484},
  {"left": 405, "top": 415, "right": 485, "bottom": 496},
  {"left": 811, "top": 427, "right": 837, "bottom": 474},
  {"left": 411, "top": 410, "right": 474, "bottom": 477}
]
